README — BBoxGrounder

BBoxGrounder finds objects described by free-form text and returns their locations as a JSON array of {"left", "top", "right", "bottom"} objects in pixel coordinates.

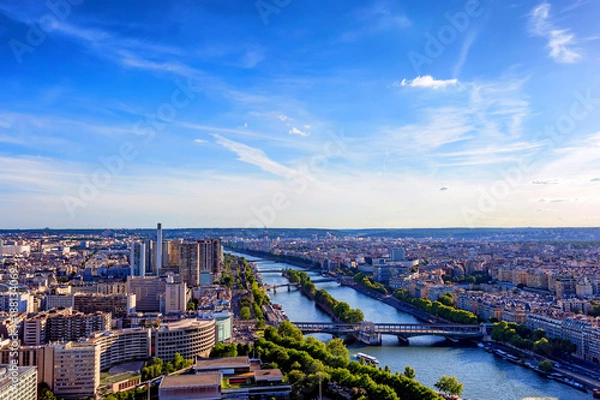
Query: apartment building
[
  {"left": 0, "top": 365, "right": 37, "bottom": 400},
  {"left": 73, "top": 292, "right": 136, "bottom": 318},
  {"left": 87, "top": 327, "right": 151, "bottom": 370},
  {"left": 51, "top": 341, "right": 100, "bottom": 398}
]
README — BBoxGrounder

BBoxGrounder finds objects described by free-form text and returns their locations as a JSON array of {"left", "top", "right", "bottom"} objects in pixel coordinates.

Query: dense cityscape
[{"left": 0, "top": 227, "right": 598, "bottom": 399}]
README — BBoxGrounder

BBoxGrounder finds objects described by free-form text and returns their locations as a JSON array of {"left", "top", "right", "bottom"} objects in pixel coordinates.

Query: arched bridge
[{"left": 291, "top": 321, "right": 485, "bottom": 344}]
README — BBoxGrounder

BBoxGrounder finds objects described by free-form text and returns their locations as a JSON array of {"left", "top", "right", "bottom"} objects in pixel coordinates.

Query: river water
[{"left": 230, "top": 252, "right": 585, "bottom": 400}]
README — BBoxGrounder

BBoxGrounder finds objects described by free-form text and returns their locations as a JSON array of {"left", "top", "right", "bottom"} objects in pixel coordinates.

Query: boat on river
[{"left": 355, "top": 352, "right": 380, "bottom": 365}]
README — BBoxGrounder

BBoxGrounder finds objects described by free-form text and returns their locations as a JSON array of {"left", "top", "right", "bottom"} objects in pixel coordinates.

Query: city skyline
[{"left": 1, "top": 0, "right": 600, "bottom": 229}]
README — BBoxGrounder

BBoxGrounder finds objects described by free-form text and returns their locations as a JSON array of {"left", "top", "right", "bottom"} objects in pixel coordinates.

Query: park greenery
[
  {"left": 491, "top": 321, "right": 576, "bottom": 356},
  {"left": 393, "top": 290, "right": 479, "bottom": 324},
  {"left": 210, "top": 342, "right": 253, "bottom": 358},
  {"left": 255, "top": 321, "right": 445, "bottom": 400},
  {"left": 141, "top": 353, "right": 193, "bottom": 381}
]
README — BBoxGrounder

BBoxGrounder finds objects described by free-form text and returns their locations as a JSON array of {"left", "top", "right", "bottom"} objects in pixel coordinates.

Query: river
[{"left": 229, "top": 251, "right": 586, "bottom": 400}]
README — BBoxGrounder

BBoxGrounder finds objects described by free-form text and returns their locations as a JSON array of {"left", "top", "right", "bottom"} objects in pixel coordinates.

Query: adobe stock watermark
[
  {"left": 245, "top": 131, "right": 347, "bottom": 228},
  {"left": 7, "top": 265, "right": 20, "bottom": 386},
  {"left": 62, "top": 78, "right": 201, "bottom": 218},
  {"left": 461, "top": 89, "right": 599, "bottom": 227},
  {"left": 407, "top": 0, "right": 483, "bottom": 74},
  {"left": 9, "top": 0, "right": 85, "bottom": 64},
  {"left": 255, "top": 0, "right": 291, "bottom": 25}
]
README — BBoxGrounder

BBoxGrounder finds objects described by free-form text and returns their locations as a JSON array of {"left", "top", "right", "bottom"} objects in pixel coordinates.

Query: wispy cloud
[
  {"left": 289, "top": 127, "right": 309, "bottom": 137},
  {"left": 212, "top": 134, "right": 298, "bottom": 178},
  {"left": 395, "top": 75, "right": 458, "bottom": 90},
  {"left": 381, "top": 107, "right": 474, "bottom": 151},
  {"left": 529, "top": 2, "right": 581, "bottom": 63},
  {"left": 453, "top": 30, "right": 479, "bottom": 78}
]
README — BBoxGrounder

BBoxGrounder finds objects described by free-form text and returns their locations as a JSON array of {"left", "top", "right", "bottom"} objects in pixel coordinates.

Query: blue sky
[{"left": 1, "top": 0, "right": 599, "bottom": 228}]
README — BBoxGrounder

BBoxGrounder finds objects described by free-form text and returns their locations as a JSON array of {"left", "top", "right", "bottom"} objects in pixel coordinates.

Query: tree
[
  {"left": 438, "top": 292, "right": 454, "bottom": 307},
  {"left": 210, "top": 343, "right": 238, "bottom": 357},
  {"left": 434, "top": 375, "right": 464, "bottom": 397},
  {"left": 404, "top": 366, "right": 416, "bottom": 379},
  {"left": 277, "top": 320, "right": 304, "bottom": 343},
  {"left": 240, "top": 306, "right": 251, "bottom": 320},
  {"left": 38, "top": 383, "right": 57, "bottom": 400},
  {"left": 538, "top": 359, "right": 554, "bottom": 373},
  {"left": 186, "top": 299, "right": 197, "bottom": 311},
  {"left": 326, "top": 338, "right": 350, "bottom": 361},
  {"left": 534, "top": 337, "right": 553, "bottom": 356}
]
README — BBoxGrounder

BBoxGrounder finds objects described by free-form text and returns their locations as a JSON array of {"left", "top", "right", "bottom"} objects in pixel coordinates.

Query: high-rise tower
[
  {"left": 156, "top": 223, "right": 162, "bottom": 276},
  {"left": 130, "top": 242, "right": 146, "bottom": 277}
]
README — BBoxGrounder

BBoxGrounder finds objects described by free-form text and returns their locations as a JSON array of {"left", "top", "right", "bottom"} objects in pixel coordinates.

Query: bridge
[
  {"left": 291, "top": 321, "right": 485, "bottom": 345},
  {"left": 258, "top": 269, "right": 288, "bottom": 273},
  {"left": 264, "top": 282, "right": 299, "bottom": 292}
]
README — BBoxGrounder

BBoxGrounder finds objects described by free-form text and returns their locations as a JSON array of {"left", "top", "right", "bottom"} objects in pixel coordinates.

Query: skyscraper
[
  {"left": 156, "top": 223, "right": 163, "bottom": 276},
  {"left": 130, "top": 241, "right": 146, "bottom": 277},
  {"left": 178, "top": 239, "right": 223, "bottom": 287},
  {"left": 179, "top": 241, "right": 200, "bottom": 287}
]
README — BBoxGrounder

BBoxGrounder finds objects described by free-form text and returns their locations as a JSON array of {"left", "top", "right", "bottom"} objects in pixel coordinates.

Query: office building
[
  {"left": 154, "top": 319, "right": 216, "bottom": 361},
  {"left": 130, "top": 241, "right": 146, "bottom": 277},
  {"left": 126, "top": 276, "right": 166, "bottom": 312},
  {"left": 161, "top": 282, "right": 188, "bottom": 315}
]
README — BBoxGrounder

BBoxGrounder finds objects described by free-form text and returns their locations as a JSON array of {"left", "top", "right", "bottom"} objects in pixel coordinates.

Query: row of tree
[
  {"left": 353, "top": 272, "right": 388, "bottom": 294},
  {"left": 491, "top": 321, "right": 576, "bottom": 356},
  {"left": 394, "top": 290, "right": 479, "bottom": 324}
]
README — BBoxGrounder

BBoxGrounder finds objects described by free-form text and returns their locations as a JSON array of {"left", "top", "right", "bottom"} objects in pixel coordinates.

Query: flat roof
[
  {"left": 160, "top": 372, "right": 221, "bottom": 389},
  {"left": 254, "top": 369, "right": 283, "bottom": 381},
  {"left": 195, "top": 356, "right": 250, "bottom": 370}
]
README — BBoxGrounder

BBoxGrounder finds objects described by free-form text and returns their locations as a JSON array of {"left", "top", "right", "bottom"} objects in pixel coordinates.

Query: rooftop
[
  {"left": 160, "top": 372, "right": 221, "bottom": 389},
  {"left": 195, "top": 356, "right": 250, "bottom": 370}
]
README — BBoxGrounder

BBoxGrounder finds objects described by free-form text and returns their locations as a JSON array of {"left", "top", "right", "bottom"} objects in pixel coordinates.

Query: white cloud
[
  {"left": 194, "top": 138, "right": 207, "bottom": 144},
  {"left": 213, "top": 134, "right": 298, "bottom": 178},
  {"left": 277, "top": 115, "right": 289, "bottom": 122},
  {"left": 396, "top": 75, "right": 458, "bottom": 89},
  {"left": 289, "top": 127, "right": 309, "bottom": 137},
  {"left": 529, "top": 3, "right": 581, "bottom": 63}
]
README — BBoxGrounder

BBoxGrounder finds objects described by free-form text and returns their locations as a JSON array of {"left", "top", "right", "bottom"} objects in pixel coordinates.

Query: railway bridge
[{"left": 292, "top": 321, "right": 486, "bottom": 345}]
